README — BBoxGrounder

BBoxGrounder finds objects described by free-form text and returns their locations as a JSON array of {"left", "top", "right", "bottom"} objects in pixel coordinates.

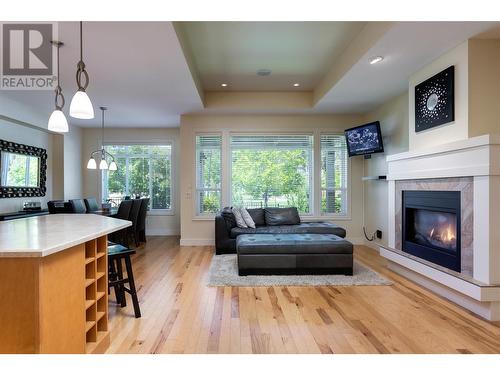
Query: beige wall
[
  {"left": 468, "top": 39, "right": 500, "bottom": 137},
  {"left": 362, "top": 93, "right": 409, "bottom": 248},
  {"left": 82, "top": 127, "right": 180, "bottom": 235},
  {"left": 409, "top": 41, "right": 469, "bottom": 151},
  {"left": 180, "top": 114, "right": 366, "bottom": 245}
]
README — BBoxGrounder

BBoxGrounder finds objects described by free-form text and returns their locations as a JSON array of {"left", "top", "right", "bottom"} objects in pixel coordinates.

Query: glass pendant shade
[
  {"left": 48, "top": 109, "right": 69, "bottom": 132},
  {"left": 99, "top": 159, "right": 108, "bottom": 170},
  {"left": 70, "top": 90, "right": 94, "bottom": 119},
  {"left": 109, "top": 161, "right": 117, "bottom": 171},
  {"left": 87, "top": 157, "right": 97, "bottom": 169}
]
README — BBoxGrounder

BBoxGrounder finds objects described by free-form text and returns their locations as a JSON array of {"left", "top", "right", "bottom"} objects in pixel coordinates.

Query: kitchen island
[{"left": 0, "top": 214, "right": 131, "bottom": 354}]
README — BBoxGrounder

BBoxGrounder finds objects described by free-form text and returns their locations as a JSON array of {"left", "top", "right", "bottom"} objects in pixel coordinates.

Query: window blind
[
  {"left": 230, "top": 134, "right": 313, "bottom": 213},
  {"left": 320, "top": 134, "right": 348, "bottom": 215},
  {"left": 195, "top": 135, "right": 222, "bottom": 214}
]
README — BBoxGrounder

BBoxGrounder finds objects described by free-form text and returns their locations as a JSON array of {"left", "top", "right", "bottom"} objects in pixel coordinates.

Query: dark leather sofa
[{"left": 215, "top": 207, "right": 347, "bottom": 254}]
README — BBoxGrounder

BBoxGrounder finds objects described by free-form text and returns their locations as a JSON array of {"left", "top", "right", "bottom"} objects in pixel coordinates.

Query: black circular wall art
[{"left": 415, "top": 65, "right": 455, "bottom": 132}]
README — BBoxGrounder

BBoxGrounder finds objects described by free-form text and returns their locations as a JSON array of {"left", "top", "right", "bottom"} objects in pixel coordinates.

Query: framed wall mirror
[{"left": 0, "top": 139, "right": 47, "bottom": 198}]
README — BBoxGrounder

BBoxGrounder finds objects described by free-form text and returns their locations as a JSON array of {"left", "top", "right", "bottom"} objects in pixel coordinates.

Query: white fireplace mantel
[
  {"left": 386, "top": 134, "right": 500, "bottom": 181},
  {"left": 381, "top": 134, "right": 500, "bottom": 321}
]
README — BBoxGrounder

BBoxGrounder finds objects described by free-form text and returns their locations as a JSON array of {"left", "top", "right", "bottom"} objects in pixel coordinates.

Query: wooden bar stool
[{"left": 108, "top": 242, "right": 141, "bottom": 318}]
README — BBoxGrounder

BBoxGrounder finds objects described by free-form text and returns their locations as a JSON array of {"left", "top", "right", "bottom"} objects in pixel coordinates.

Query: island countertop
[{"left": 0, "top": 214, "right": 131, "bottom": 258}]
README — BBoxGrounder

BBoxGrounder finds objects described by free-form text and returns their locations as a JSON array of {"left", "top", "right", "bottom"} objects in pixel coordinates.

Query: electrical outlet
[{"left": 376, "top": 230, "right": 382, "bottom": 239}]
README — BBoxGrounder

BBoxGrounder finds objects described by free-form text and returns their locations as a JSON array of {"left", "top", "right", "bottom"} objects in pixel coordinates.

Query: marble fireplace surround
[
  {"left": 380, "top": 134, "right": 500, "bottom": 321},
  {"left": 394, "top": 177, "right": 473, "bottom": 276}
]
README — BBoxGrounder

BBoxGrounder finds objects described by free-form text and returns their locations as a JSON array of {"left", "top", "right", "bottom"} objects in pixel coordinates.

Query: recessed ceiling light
[
  {"left": 221, "top": 83, "right": 228, "bottom": 87},
  {"left": 369, "top": 56, "right": 384, "bottom": 65},
  {"left": 293, "top": 83, "right": 300, "bottom": 87},
  {"left": 257, "top": 69, "right": 272, "bottom": 76}
]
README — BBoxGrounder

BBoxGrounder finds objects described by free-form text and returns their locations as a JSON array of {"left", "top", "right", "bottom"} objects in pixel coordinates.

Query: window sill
[
  {"left": 148, "top": 209, "right": 175, "bottom": 216},
  {"left": 192, "top": 215, "right": 216, "bottom": 221}
]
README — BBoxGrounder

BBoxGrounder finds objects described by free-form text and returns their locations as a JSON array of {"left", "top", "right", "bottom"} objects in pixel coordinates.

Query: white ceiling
[
  {"left": 315, "top": 21, "right": 500, "bottom": 113},
  {"left": 2, "top": 22, "right": 203, "bottom": 128},
  {"left": 177, "top": 21, "right": 366, "bottom": 91},
  {"left": 3, "top": 21, "right": 500, "bottom": 128}
]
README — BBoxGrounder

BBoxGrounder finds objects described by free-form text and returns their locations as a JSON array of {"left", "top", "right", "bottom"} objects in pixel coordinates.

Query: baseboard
[
  {"left": 346, "top": 237, "right": 364, "bottom": 245},
  {"left": 363, "top": 239, "right": 384, "bottom": 250},
  {"left": 147, "top": 228, "right": 180, "bottom": 236},
  {"left": 180, "top": 238, "right": 215, "bottom": 246}
]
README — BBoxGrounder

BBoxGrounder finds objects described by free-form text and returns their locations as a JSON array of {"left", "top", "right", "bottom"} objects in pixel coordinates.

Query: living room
[{"left": 1, "top": 0, "right": 500, "bottom": 373}]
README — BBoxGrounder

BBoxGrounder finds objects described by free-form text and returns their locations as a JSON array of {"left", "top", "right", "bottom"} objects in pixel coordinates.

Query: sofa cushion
[
  {"left": 221, "top": 207, "right": 236, "bottom": 230},
  {"left": 247, "top": 208, "right": 265, "bottom": 226},
  {"left": 264, "top": 207, "right": 300, "bottom": 226},
  {"left": 236, "top": 233, "right": 353, "bottom": 255},
  {"left": 229, "top": 222, "right": 346, "bottom": 239}
]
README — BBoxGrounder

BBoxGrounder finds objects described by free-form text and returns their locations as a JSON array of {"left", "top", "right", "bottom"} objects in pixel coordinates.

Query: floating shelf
[{"left": 362, "top": 175, "right": 387, "bottom": 181}]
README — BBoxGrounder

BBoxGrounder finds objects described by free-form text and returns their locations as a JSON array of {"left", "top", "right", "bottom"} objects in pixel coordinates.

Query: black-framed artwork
[
  {"left": 0, "top": 139, "right": 47, "bottom": 198},
  {"left": 415, "top": 65, "right": 455, "bottom": 132}
]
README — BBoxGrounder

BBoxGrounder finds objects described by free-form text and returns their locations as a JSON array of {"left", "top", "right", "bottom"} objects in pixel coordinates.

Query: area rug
[{"left": 207, "top": 255, "right": 392, "bottom": 287}]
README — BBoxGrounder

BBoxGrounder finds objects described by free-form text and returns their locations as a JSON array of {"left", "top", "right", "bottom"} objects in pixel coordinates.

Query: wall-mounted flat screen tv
[{"left": 344, "top": 121, "right": 384, "bottom": 157}]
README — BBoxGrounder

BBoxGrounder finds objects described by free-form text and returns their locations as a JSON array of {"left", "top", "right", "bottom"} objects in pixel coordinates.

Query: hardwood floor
[{"left": 107, "top": 236, "right": 500, "bottom": 354}]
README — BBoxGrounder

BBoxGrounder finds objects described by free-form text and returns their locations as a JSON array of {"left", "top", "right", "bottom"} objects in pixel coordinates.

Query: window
[
  {"left": 230, "top": 135, "right": 313, "bottom": 213},
  {"left": 195, "top": 135, "right": 222, "bottom": 214},
  {"left": 102, "top": 145, "right": 172, "bottom": 211},
  {"left": 320, "top": 134, "right": 348, "bottom": 216}
]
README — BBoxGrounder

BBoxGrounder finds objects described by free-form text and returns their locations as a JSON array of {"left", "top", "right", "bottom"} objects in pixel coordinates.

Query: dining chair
[
  {"left": 84, "top": 197, "right": 100, "bottom": 212},
  {"left": 48, "top": 200, "right": 73, "bottom": 214},
  {"left": 136, "top": 198, "right": 149, "bottom": 244},
  {"left": 69, "top": 199, "right": 87, "bottom": 213},
  {"left": 109, "top": 199, "right": 134, "bottom": 247},
  {"left": 128, "top": 199, "right": 142, "bottom": 247}
]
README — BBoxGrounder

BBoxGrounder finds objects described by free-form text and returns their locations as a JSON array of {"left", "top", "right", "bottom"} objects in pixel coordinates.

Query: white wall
[
  {"left": 82, "top": 127, "right": 180, "bottom": 236},
  {"left": 362, "top": 93, "right": 409, "bottom": 249},
  {"left": 180, "top": 114, "right": 366, "bottom": 246},
  {"left": 0, "top": 118, "right": 54, "bottom": 212},
  {"left": 409, "top": 41, "right": 469, "bottom": 151}
]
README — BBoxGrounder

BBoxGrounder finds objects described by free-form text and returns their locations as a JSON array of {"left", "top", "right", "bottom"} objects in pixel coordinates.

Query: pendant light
[
  {"left": 86, "top": 107, "right": 117, "bottom": 171},
  {"left": 48, "top": 41, "right": 69, "bottom": 132},
  {"left": 70, "top": 21, "right": 94, "bottom": 119}
]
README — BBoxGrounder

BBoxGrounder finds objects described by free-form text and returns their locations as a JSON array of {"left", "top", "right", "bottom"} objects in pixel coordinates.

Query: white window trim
[{"left": 102, "top": 141, "right": 175, "bottom": 216}]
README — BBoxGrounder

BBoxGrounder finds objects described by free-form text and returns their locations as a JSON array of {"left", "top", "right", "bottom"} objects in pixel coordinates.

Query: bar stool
[{"left": 108, "top": 242, "right": 141, "bottom": 318}]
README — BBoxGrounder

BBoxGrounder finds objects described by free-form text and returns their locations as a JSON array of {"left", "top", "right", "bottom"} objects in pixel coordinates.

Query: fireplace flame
[{"left": 429, "top": 224, "right": 456, "bottom": 245}]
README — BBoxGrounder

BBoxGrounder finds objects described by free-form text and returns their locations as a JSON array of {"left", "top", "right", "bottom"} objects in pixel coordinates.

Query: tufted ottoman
[{"left": 236, "top": 233, "right": 353, "bottom": 276}]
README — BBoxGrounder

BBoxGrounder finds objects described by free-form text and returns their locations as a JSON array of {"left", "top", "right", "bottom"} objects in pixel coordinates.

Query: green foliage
[
  {"left": 104, "top": 145, "right": 172, "bottom": 210},
  {"left": 231, "top": 149, "right": 310, "bottom": 213}
]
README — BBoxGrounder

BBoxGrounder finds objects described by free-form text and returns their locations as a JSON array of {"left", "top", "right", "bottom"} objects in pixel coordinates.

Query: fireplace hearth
[{"left": 402, "top": 191, "right": 461, "bottom": 272}]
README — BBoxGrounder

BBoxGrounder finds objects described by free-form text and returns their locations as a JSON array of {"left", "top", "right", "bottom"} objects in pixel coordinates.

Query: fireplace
[{"left": 402, "top": 190, "right": 461, "bottom": 272}]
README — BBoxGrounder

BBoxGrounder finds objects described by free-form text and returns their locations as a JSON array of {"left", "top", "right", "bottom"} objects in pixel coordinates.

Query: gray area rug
[{"left": 207, "top": 255, "right": 392, "bottom": 287}]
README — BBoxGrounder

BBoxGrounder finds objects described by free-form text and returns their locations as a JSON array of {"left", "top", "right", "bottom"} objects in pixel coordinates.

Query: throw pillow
[
  {"left": 232, "top": 207, "right": 248, "bottom": 228},
  {"left": 240, "top": 207, "right": 256, "bottom": 228}
]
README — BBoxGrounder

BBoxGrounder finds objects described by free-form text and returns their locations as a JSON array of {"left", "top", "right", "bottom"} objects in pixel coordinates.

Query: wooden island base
[
  {"left": 0, "top": 214, "right": 130, "bottom": 354},
  {"left": 0, "top": 235, "right": 109, "bottom": 354}
]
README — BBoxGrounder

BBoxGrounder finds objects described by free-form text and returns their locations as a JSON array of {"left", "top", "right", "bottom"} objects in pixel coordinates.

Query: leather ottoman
[{"left": 236, "top": 233, "right": 353, "bottom": 276}]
